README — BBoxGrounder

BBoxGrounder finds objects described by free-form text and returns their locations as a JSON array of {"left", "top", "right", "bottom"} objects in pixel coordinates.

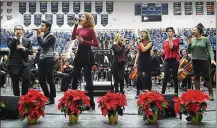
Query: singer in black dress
[{"left": 134, "top": 29, "right": 153, "bottom": 98}]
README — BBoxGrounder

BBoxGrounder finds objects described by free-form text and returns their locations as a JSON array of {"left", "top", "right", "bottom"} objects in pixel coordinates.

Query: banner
[
  {"left": 19, "top": 2, "right": 26, "bottom": 14},
  {"left": 29, "top": 2, "right": 36, "bottom": 14},
  {"left": 84, "top": 1, "right": 92, "bottom": 13},
  {"left": 184, "top": 2, "right": 193, "bottom": 15},
  {"left": 51, "top": 1, "right": 58, "bottom": 14},
  {"left": 67, "top": 14, "right": 75, "bottom": 27},
  {"left": 24, "top": 14, "right": 31, "bottom": 27},
  {"left": 106, "top": 1, "right": 113, "bottom": 14},
  {"left": 101, "top": 14, "right": 108, "bottom": 26},
  {"left": 34, "top": 14, "right": 42, "bottom": 27},
  {"left": 7, "top": 2, "right": 12, "bottom": 7},
  {"left": 95, "top": 1, "right": 103, "bottom": 14},
  {"left": 162, "top": 3, "right": 168, "bottom": 15},
  {"left": 7, "top": 8, "right": 12, "bottom": 13},
  {"left": 40, "top": 2, "right": 47, "bottom": 14},
  {"left": 62, "top": 1, "right": 69, "bottom": 14},
  {"left": 56, "top": 14, "right": 64, "bottom": 27},
  {"left": 207, "top": 2, "right": 215, "bottom": 15},
  {"left": 92, "top": 14, "right": 97, "bottom": 25},
  {"left": 173, "top": 2, "right": 181, "bottom": 15},
  {"left": 45, "top": 14, "right": 53, "bottom": 24},
  {"left": 195, "top": 2, "right": 203, "bottom": 15},
  {"left": 135, "top": 3, "right": 141, "bottom": 15},
  {"left": 73, "top": 1, "right": 81, "bottom": 14}
]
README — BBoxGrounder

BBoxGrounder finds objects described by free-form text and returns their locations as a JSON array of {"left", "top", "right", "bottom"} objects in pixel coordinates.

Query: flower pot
[
  {"left": 146, "top": 112, "right": 158, "bottom": 125},
  {"left": 69, "top": 114, "right": 79, "bottom": 124},
  {"left": 191, "top": 113, "right": 203, "bottom": 125},
  {"left": 27, "top": 116, "right": 37, "bottom": 125},
  {"left": 108, "top": 111, "right": 118, "bottom": 124}
]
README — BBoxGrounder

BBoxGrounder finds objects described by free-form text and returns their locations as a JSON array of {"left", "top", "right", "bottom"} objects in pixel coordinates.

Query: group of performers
[{"left": 0, "top": 12, "right": 216, "bottom": 111}]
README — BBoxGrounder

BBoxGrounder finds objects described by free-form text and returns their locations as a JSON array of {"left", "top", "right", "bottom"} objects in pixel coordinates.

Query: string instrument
[
  {"left": 129, "top": 66, "right": 138, "bottom": 80},
  {"left": 58, "top": 57, "right": 64, "bottom": 72},
  {"left": 178, "top": 55, "right": 193, "bottom": 81}
]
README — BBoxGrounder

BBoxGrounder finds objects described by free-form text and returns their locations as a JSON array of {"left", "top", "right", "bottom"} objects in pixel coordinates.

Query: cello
[{"left": 177, "top": 54, "right": 193, "bottom": 81}]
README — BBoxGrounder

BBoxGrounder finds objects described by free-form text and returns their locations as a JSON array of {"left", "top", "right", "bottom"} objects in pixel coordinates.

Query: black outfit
[
  {"left": 7, "top": 37, "right": 33, "bottom": 96},
  {"left": 0, "top": 59, "right": 7, "bottom": 87},
  {"left": 72, "top": 43, "right": 96, "bottom": 108},
  {"left": 137, "top": 42, "right": 152, "bottom": 92},
  {"left": 37, "top": 32, "right": 56, "bottom": 103},
  {"left": 111, "top": 44, "right": 129, "bottom": 93},
  {"left": 151, "top": 55, "right": 161, "bottom": 76}
]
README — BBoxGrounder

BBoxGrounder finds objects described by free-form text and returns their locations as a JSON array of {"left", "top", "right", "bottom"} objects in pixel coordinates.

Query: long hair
[
  {"left": 114, "top": 33, "right": 121, "bottom": 44},
  {"left": 82, "top": 12, "right": 95, "bottom": 28},
  {"left": 140, "top": 29, "right": 151, "bottom": 41}
]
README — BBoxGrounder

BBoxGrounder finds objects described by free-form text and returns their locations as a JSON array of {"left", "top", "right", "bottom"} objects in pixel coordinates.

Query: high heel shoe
[{"left": 209, "top": 95, "right": 214, "bottom": 101}]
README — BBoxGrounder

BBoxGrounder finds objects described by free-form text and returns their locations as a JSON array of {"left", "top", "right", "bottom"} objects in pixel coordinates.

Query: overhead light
[{"left": 143, "top": 17, "right": 148, "bottom": 20}]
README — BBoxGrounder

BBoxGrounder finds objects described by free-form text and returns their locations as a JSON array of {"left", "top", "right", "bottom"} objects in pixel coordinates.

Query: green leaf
[
  {"left": 24, "top": 108, "right": 28, "bottom": 113},
  {"left": 161, "top": 102, "right": 166, "bottom": 108},
  {"left": 0, "top": 103, "right": 5, "bottom": 108}
]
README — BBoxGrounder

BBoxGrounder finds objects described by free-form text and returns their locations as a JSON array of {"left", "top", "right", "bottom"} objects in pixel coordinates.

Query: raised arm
[
  {"left": 37, "top": 35, "right": 55, "bottom": 48},
  {"left": 23, "top": 39, "right": 33, "bottom": 55},
  {"left": 140, "top": 42, "right": 153, "bottom": 52},
  {"left": 71, "top": 24, "right": 78, "bottom": 40}
]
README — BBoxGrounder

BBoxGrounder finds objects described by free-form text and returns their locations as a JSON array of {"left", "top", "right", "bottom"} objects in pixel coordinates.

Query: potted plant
[
  {"left": 58, "top": 89, "right": 90, "bottom": 124},
  {"left": 97, "top": 92, "right": 127, "bottom": 124},
  {"left": 137, "top": 91, "right": 168, "bottom": 125},
  {"left": 18, "top": 89, "right": 48, "bottom": 125},
  {"left": 173, "top": 90, "right": 209, "bottom": 124}
]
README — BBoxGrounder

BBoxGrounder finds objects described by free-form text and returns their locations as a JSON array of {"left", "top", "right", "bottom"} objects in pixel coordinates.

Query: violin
[{"left": 129, "top": 66, "right": 138, "bottom": 80}]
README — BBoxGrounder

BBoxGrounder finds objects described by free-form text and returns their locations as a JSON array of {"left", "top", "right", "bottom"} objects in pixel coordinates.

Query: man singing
[
  {"left": 36, "top": 20, "right": 56, "bottom": 105},
  {"left": 7, "top": 25, "right": 33, "bottom": 96}
]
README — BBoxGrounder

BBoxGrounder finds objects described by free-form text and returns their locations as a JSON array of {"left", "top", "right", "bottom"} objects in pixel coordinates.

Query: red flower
[
  {"left": 18, "top": 89, "right": 48, "bottom": 121},
  {"left": 58, "top": 89, "right": 90, "bottom": 116},
  {"left": 172, "top": 90, "right": 209, "bottom": 116},
  {"left": 97, "top": 92, "right": 127, "bottom": 116},
  {"left": 137, "top": 91, "right": 168, "bottom": 119}
]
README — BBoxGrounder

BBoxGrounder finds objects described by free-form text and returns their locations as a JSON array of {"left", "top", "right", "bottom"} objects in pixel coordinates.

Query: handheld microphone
[{"left": 187, "top": 33, "right": 194, "bottom": 38}]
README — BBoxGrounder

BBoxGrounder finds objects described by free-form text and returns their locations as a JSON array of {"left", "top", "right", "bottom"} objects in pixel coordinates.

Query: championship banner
[
  {"left": 24, "top": 14, "right": 31, "bottom": 27},
  {"left": 45, "top": 14, "right": 53, "bottom": 24},
  {"left": 195, "top": 2, "right": 203, "bottom": 15},
  {"left": 162, "top": 3, "right": 168, "bottom": 15},
  {"left": 73, "top": 1, "right": 81, "bottom": 14},
  {"left": 184, "top": 2, "right": 193, "bottom": 15},
  {"left": 92, "top": 14, "right": 97, "bottom": 25},
  {"left": 101, "top": 14, "right": 108, "bottom": 26},
  {"left": 40, "top": 1, "right": 47, "bottom": 14},
  {"left": 56, "top": 14, "right": 64, "bottom": 27},
  {"left": 67, "top": 14, "right": 75, "bottom": 27},
  {"left": 34, "top": 14, "right": 42, "bottom": 27},
  {"left": 106, "top": 1, "right": 113, "bottom": 14},
  {"left": 19, "top": 2, "right": 26, "bottom": 14},
  {"left": 95, "top": 1, "right": 103, "bottom": 14},
  {"left": 207, "top": 2, "right": 215, "bottom": 15},
  {"left": 62, "top": 1, "right": 69, "bottom": 14},
  {"left": 29, "top": 2, "right": 36, "bottom": 14},
  {"left": 173, "top": 2, "right": 182, "bottom": 15},
  {"left": 7, "top": 2, "right": 12, "bottom": 7},
  {"left": 84, "top": 1, "right": 92, "bottom": 13},
  {"left": 51, "top": 1, "right": 58, "bottom": 14},
  {"left": 7, "top": 8, "right": 12, "bottom": 13}
]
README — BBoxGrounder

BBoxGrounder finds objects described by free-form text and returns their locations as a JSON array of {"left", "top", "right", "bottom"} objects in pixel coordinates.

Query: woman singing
[
  {"left": 71, "top": 12, "right": 99, "bottom": 110},
  {"left": 161, "top": 27, "right": 180, "bottom": 94},
  {"left": 111, "top": 33, "right": 130, "bottom": 93},
  {"left": 134, "top": 29, "right": 153, "bottom": 98},
  {"left": 188, "top": 23, "right": 215, "bottom": 100}
]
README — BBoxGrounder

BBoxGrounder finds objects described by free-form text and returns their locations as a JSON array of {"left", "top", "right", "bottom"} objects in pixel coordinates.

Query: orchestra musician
[{"left": 187, "top": 23, "right": 215, "bottom": 100}]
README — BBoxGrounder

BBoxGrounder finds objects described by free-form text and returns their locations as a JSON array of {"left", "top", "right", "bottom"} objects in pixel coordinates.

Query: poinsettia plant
[
  {"left": 58, "top": 89, "right": 90, "bottom": 117},
  {"left": 97, "top": 92, "right": 127, "bottom": 117},
  {"left": 18, "top": 89, "right": 48, "bottom": 121},
  {"left": 137, "top": 91, "right": 168, "bottom": 121},
  {"left": 172, "top": 90, "right": 209, "bottom": 123},
  {"left": 0, "top": 100, "right": 5, "bottom": 112}
]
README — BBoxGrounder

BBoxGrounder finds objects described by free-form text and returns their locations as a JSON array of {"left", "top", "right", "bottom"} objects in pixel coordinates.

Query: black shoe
[{"left": 46, "top": 99, "right": 55, "bottom": 105}]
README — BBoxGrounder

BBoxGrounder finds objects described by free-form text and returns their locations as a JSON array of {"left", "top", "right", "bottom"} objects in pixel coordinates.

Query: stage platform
[{"left": 0, "top": 82, "right": 216, "bottom": 128}]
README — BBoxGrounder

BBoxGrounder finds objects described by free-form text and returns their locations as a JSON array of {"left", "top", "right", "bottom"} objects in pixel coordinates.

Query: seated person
[
  {"left": 53, "top": 53, "right": 69, "bottom": 92},
  {"left": 150, "top": 49, "right": 161, "bottom": 76},
  {"left": 0, "top": 55, "right": 8, "bottom": 88}
]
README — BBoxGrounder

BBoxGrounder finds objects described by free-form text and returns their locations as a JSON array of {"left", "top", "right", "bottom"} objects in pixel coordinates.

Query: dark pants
[
  {"left": 38, "top": 58, "right": 56, "bottom": 100},
  {"left": 0, "top": 71, "right": 6, "bottom": 87},
  {"left": 8, "top": 63, "right": 30, "bottom": 96},
  {"left": 113, "top": 62, "right": 125, "bottom": 92},
  {"left": 181, "top": 72, "right": 194, "bottom": 89},
  {"left": 137, "top": 70, "right": 152, "bottom": 91},
  {"left": 72, "top": 63, "right": 94, "bottom": 104},
  {"left": 162, "top": 59, "right": 179, "bottom": 94},
  {"left": 54, "top": 72, "right": 69, "bottom": 91},
  {"left": 124, "top": 70, "right": 131, "bottom": 86}
]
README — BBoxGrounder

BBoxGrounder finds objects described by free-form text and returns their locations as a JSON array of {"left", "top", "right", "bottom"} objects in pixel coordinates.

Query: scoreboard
[{"left": 141, "top": 3, "right": 162, "bottom": 16}]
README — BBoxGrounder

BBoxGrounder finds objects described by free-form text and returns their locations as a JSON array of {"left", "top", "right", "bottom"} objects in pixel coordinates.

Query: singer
[
  {"left": 134, "top": 29, "right": 153, "bottom": 98},
  {"left": 36, "top": 20, "right": 56, "bottom": 105},
  {"left": 161, "top": 27, "right": 180, "bottom": 94},
  {"left": 188, "top": 23, "right": 215, "bottom": 100},
  {"left": 71, "top": 12, "right": 99, "bottom": 110},
  {"left": 7, "top": 25, "right": 33, "bottom": 96}
]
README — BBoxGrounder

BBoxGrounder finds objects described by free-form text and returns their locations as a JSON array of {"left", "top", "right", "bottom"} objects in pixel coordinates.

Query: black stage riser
[{"left": 93, "top": 86, "right": 112, "bottom": 90}]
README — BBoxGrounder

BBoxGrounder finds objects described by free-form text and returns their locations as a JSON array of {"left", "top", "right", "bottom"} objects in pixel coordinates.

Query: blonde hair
[
  {"left": 140, "top": 29, "right": 151, "bottom": 41},
  {"left": 114, "top": 33, "right": 122, "bottom": 44},
  {"left": 82, "top": 12, "right": 95, "bottom": 28}
]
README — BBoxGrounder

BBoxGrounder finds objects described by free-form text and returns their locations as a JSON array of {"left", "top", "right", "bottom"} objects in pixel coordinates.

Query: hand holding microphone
[
  {"left": 74, "top": 18, "right": 79, "bottom": 25},
  {"left": 187, "top": 32, "right": 194, "bottom": 44}
]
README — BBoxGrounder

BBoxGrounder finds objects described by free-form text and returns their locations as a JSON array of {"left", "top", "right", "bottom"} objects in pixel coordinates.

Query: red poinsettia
[
  {"left": 97, "top": 92, "right": 127, "bottom": 116},
  {"left": 58, "top": 89, "right": 90, "bottom": 117},
  {"left": 172, "top": 90, "right": 209, "bottom": 118},
  {"left": 137, "top": 91, "right": 168, "bottom": 120},
  {"left": 18, "top": 89, "right": 48, "bottom": 121}
]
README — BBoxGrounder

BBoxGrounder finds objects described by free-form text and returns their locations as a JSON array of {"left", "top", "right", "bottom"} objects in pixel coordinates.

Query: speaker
[
  {"left": 0, "top": 96, "right": 20, "bottom": 119},
  {"left": 159, "top": 94, "right": 178, "bottom": 118}
]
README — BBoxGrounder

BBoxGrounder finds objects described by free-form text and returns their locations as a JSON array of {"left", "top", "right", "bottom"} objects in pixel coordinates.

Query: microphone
[{"left": 187, "top": 33, "right": 194, "bottom": 38}]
